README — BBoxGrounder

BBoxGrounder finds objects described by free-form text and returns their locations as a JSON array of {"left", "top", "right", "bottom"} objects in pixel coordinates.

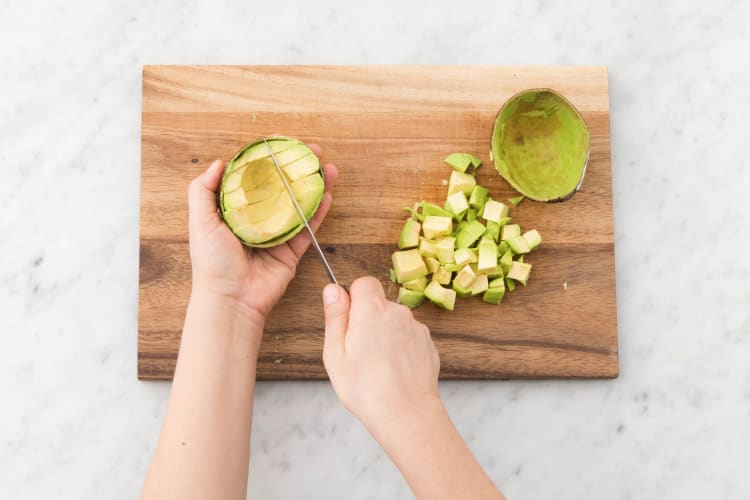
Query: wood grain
[{"left": 139, "top": 65, "right": 617, "bottom": 380}]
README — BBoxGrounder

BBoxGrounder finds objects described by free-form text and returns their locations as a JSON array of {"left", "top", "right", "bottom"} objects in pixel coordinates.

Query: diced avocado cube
[
  {"left": 486, "top": 265, "right": 504, "bottom": 279},
  {"left": 389, "top": 268, "right": 397, "bottom": 283},
  {"left": 466, "top": 208, "right": 478, "bottom": 222},
  {"left": 501, "top": 224, "right": 521, "bottom": 241},
  {"left": 392, "top": 249, "right": 429, "bottom": 283},
  {"left": 505, "top": 277, "right": 516, "bottom": 292},
  {"left": 468, "top": 185, "right": 489, "bottom": 210},
  {"left": 398, "top": 218, "right": 421, "bottom": 249},
  {"left": 434, "top": 266, "right": 452, "bottom": 285},
  {"left": 508, "top": 195, "right": 525, "bottom": 206},
  {"left": 482, "top": 285, "right": 506, "bottom": 305},
  {"left": 485, "top": 221, "right": 500, "bottom": 242},
  {"left": 423, "top": 216, "right": 453, "bottom": 240},
  {"left": 398, "top": 287, "right": 425, "bottom": 309},
  {"left": 454, "top": 264, "right": 477, "bottom": 289},
  {"left": 401, "top": 205, "right": 425, "bottom": 222},
  {"left": 452, "top": 280, "right": 472, "bottom": 299},
  {"left": 477, "top": 240, "right": 498, "bottom": 274},
  {"left": 482, "top": 200, "right": 510, "bottom": 223},
  {"left": 497, "top": 241, "right": 509, "bottom": 256},
  {"left": 497, "top": 217, "right": 512, "bottom": 227},
  {"left": 443, "top": 153, "right": 473, "bottom": 173},
  {"left": 523, "top": 229, "right": 542, "bottom": 250},
  {"left": 454, "top": 248, "right": 478, "bottom": 266},
  {"left": 469, "top": 274, "right": 489, "bottom": 296},
  {"left": 507, "top": 261, "right": 532, "bottom": 285},
  {"left": 436, "top": 237, "right": 456, "bottom": 265},
  {"left": 455, "top": 220, "right": 486, "bottom": 249},
  {"left": 403, "top": 276, "right": 428, "bottom": 292},
  {"left": 424, "top": 281, "right": 457, "bottom": 311},
  {"left": 499, "top": 250, "right": 513, "bottom": 274},
  {"left": 447, "top": 170, "right": 476, "bottom": 196},
  {"left": 424, "top": 256, "right": 440, "bottom": 274},
  {"left": 443, "top": 263, "right": 462, "bottom": 272},
  {"left": 420, "top": 201, "right": 453, "bottom": 218},
  {"left": 507, "top": 235, "right": 531, "bottom": 254},
  {"left": 445, "top": 191, "right": 469, "bottom": 219},
  {"left": 418, "top": 238, "right": 438, "bottom": 259},
  {"left": 488, "top": 277, "right": 505, "bottom": 288},
  {"left": 469, "top": 154, "right": 482, "bottom": 168},
  {"left": 479, "top": 234, "right": 495, "bottom": 246}
]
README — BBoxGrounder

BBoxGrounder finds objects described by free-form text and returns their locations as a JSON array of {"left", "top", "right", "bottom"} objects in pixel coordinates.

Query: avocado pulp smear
[
  {"left": 219, "top": 137, "right": 325, "bottom": 247},
  {"left": 491, "top": 89, "right": 590, "bottom": 202}
]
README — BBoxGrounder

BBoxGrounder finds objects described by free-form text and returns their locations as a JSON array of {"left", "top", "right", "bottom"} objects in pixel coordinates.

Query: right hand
[{"left": 321, "top": 277, "right": 442, "bottom": 431}]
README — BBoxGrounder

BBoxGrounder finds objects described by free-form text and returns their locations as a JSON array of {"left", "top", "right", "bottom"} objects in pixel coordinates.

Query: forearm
[
  {"left": 143, "top": 290, "right": 265, "bottom": 500},
  {"left": 369, "top": 398, "right": 504, "bottom": 500}
]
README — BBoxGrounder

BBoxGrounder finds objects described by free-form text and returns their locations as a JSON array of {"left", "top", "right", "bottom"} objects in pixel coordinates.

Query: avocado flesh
[
  {"left": 507, "top": 261, "right": 532, "bottom": 284},
  {"left": 398, "top": 219, "right": 421, "bottom": 250},
  {"left": 398, "top": 288, "right": 425, "bottom": 308},
  {"left": 447, "top": 171, "right": 476, "bottom": 197},
  {"left": 444, "top": 153, "right": 473, "bottom": 172},
  {"left": 491, "top": 89, "right": 590, "bottom": 202},
  {"left": 228, "top": 173, "right": 324, "bottom": 244},
  {"left": 403, "top": 276, "right": 428, "bottom": 292},
  {"left": 227, "top": 138, "right": 303, "bottom": 174},
  {"left": 434, "top": 266, "right": 452, "bottom": 285},
  {"left": 483, "top": 284, "right": 505, "bottom": 305},
  {"left": 424, "top": 281, "right": 457, "bottom": 311},
  {"left": 390, "top": 150, "right": 544, "bottom": 309},
  {"left": 219, "top": 137, "right": 324, "bottom": 247},
  {"left": 392, "top": 249, "right": 429, "bottom": 283}
]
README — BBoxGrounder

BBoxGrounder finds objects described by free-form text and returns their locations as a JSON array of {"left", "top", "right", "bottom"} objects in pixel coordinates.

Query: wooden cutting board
[{"left": 139, "top": 65, "right": 617, "bottom": 380}]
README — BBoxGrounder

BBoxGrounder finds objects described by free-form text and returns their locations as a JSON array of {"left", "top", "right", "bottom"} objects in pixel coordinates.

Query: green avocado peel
[{"left": 491, "top": 89, "right": 590, "bottom": 202}]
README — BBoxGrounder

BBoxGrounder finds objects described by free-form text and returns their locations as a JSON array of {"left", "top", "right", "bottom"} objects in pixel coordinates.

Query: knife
[{"left": 262, "top": 137, "right": 339, "bottom": 285}]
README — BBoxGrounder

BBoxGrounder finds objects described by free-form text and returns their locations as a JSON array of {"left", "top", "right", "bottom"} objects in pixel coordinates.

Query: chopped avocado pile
[
  {"left": 392, "top": 153, "right": 542, "bottom": 310},
  {"left": 219, "top": 137, "right": 325, "bottom": 247}
]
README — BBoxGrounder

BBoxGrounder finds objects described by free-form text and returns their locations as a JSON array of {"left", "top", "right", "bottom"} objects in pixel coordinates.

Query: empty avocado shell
[{"left": 490, "top": 89, "right": 590, "bottom": 202}]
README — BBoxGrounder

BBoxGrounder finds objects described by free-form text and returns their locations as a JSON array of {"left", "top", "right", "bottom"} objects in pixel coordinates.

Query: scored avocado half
[
  {"left": 490, "top": 89, "right": 590, "bottom": 202},
  {"left": 219, "top": 137, "right": 325, "bottom": 247}
]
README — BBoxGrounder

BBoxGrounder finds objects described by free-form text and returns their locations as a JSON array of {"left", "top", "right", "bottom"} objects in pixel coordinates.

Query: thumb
[
  {"left": 322, "top": 284, "right": 350, "bottom": 360},
  {"left": 188, "top": 159, "right": 225, "bottom": 229}
]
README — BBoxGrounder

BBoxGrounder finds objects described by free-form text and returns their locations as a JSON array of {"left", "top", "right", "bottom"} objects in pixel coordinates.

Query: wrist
[
  {"left": 187, "top": 287, "right": 267, "bottom": 348},
  {"left": 364, "top": 394, "right": 446, "bottom": 440}
]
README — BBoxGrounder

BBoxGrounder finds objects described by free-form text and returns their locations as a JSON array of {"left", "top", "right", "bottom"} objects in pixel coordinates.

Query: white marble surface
[{"left": 1, "top": 0, "right": 749, "bottom": 498}]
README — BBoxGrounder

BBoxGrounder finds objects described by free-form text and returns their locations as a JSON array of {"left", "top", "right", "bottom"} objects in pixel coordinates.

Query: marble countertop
[{"left": 2, "top": 1, "right": 748, "bottom": 498}]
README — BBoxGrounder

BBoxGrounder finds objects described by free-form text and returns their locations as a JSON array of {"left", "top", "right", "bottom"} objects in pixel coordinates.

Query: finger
[
  {"left": 286, "top": 163, "right": 338, "bottom": 258},
  {"left": 321, "top": 163, "right": 338, "bottom": 194},
  {"left": 349, "top": 276, "right": 386, "bottom": 303},
  {"left": 322, "top": 284, "right": 350, "bottom": 359},
  {"left": 188, "top": 160, "right": 225, "bottom": 225},
  {"left": 287, "top": 192, "right": 332, "bottom": 259},
  {"left": 196, "top": 159, "right": 224, "bottom": 191},
  {"left": 307, "top": 143, "right": 323, "bottom": 158}
]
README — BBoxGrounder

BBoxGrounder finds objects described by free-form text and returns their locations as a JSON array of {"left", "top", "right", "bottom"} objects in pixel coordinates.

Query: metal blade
[{"left": 262, "top": 138, "right": 338, "bottom": 285}]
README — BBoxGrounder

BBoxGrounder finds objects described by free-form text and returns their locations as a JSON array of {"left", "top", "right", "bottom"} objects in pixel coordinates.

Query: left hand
[{"left": 187, "top": 144, "right": 338, "bottom": 325}]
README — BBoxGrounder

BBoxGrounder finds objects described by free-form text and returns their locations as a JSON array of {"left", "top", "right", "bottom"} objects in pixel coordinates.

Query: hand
[
  {"left": 188, "top": 144, "right": 338, "bottom": 325},
  {"left": 321, "top": 277, "right": 442, "bottom": 431}
]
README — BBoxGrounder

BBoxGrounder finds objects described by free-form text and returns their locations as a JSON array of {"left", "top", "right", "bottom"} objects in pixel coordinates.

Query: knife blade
[{"left": 262, "top": 137, "right": 338, "bottom": 285}]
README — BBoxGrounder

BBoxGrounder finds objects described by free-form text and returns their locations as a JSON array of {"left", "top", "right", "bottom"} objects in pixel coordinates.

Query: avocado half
[
  {"left": 490, "top": 89, "right": 590, "bottom": 202},
  {"left": 219, "top": 137, "right": 325, "bottom": 247}
]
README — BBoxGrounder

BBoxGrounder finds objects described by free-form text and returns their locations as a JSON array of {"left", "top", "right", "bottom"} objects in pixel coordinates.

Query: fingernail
[
  {"left": 209, "top": 159, "right": 222, "bottom": 171},
  {"left": 323, "top": 285, "right": 340, "bottom": 306}
]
